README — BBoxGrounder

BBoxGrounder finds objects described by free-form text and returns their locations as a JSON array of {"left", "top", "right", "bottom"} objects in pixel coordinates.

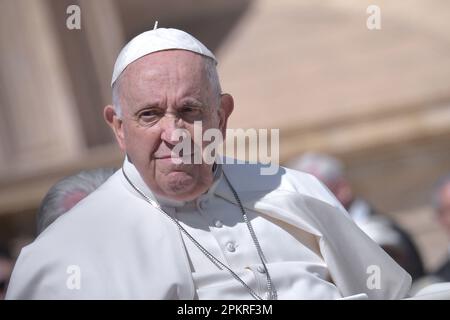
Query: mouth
[
  {"left": 154, "top": 153, "right": 193, "bottom": 160},
  {"left": 154, "top": 155, "right": 173, "bottom": 160},
  {"left": 154, "top": 153, "right": 195, "bottom": 165}
]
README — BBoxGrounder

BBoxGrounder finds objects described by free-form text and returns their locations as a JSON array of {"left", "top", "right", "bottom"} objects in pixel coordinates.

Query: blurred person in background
[
  {"left": 431, "top": 174, "right": 450, "bottom": 281},
  {"left": 289, "top": 152, "right": 425, "bottom": 281},
  {"left": 36, "top": 168, "right": 116, "bottom": 235},
  {"left": 0, "top": 245, "right": 13, "bottom": 300}
]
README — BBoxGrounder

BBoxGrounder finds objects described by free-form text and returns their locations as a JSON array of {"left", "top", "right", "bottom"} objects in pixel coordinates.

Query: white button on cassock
[
  {"left": 214, "top": 220, "right": 223, "bottom": 228},
  {"left": 198, "top": 199, "right": 208, "bottom": 210},
  {"left": 226, "top": 242, "right": 236, "bottom": 252}
]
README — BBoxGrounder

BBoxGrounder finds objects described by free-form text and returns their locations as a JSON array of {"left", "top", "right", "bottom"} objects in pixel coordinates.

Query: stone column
[{"left": 0, "top": 0, "right": 84, "bottom": 180}]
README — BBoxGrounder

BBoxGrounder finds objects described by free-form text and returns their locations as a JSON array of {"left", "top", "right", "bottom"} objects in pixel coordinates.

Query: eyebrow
[
  {"left": 132, "top": 97, "right": 206, "bottom": 116},
  {"left": 179, "top": 97, "right": 205, "bottom": 108}
]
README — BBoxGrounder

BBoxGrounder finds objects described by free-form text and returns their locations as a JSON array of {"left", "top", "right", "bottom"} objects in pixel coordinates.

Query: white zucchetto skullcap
[{"left": 111, "top": 28, "right": 217, "bottom": 86}]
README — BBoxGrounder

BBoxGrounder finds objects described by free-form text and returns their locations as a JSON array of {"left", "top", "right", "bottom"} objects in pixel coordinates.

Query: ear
[
  {"left": 218, "top": 93, "right": 234, "bottom": 138},
  {"left": 104, "top": 105, "right": 126, "bottom": 151}
]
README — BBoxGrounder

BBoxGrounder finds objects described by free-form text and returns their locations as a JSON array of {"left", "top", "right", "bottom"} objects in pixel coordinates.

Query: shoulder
[
  {"left": 6, "top": 170, "right": 168, "bottom": 299},
  {"left": 39, "top": 170, "right": 151, "bottom": 233},
  {"left": 221, "top": 159, "right": 343, "bottom": 210}
]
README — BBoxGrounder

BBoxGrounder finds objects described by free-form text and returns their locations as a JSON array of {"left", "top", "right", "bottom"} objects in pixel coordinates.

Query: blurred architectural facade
[{"left": 1, "top": 0, "right": 450, "bottom": 271}]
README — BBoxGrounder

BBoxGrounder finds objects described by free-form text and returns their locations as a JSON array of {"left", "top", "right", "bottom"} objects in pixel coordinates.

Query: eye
[
  {"left": 181, "top": 105, "right": 198, "bottom": 113},
  {"left": 138, "top": 109, "right": 163, "bottom": 124},
  {"left": 178, "top": 105, "right": 202, "bottom": 121}
]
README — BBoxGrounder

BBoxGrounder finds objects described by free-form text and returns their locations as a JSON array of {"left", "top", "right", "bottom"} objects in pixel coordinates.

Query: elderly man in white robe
[{"left": 6, "top": 28, "right": 411, "bottom": 300}]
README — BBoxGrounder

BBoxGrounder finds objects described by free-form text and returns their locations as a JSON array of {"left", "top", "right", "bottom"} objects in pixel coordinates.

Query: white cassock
[{"left": 6, "top": 158, "right": 411, "bottom": 299}]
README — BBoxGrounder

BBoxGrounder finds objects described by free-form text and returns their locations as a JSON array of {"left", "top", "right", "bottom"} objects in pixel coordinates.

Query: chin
[
  {"left": 165, "top": 176, "right": 214, "bottom": 202},
  {"left": 164, "top": 172, "right": 198, "bottom": 197}
]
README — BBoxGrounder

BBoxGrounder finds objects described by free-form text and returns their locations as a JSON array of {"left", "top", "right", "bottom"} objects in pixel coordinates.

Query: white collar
[{"left": 122, "top": 156, "right": 223, "bottom": 208}]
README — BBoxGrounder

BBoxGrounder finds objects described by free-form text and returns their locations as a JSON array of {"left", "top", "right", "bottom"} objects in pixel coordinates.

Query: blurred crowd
[
  {"left": 1, "top": 153, "right": 450, "bottom": 299},
  {"left": 288, "top": 153, "right": 450, "bottom": 294}
]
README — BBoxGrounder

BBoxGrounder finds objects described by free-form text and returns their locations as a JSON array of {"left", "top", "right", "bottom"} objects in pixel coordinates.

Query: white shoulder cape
[{"left": 6, "top": 160, "right": 411, "bottom": 299}]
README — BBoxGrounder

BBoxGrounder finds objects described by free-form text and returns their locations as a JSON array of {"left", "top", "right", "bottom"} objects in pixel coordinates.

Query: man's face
[
  {"left": 105, "top": 50, "right": 233, "bottom": 201},
  {"left": 437, "top": 183, "right": 450, "bottom": 236}
]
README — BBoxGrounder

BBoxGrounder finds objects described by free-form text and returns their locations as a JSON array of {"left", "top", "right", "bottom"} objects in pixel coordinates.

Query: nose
[{"left": 160, "top": 113, "right": 185, "bottom": 145}]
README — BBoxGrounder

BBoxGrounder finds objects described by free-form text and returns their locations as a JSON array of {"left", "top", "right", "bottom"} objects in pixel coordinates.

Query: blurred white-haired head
[
  {"left": 288, "top": 152, "right": 345, "bottom": 183},
  {"left": 37, "top": 168, "right": 116, "bottom": 235},
  {"left": 287, "top": 152, "right": 353, "bottom": 209}
]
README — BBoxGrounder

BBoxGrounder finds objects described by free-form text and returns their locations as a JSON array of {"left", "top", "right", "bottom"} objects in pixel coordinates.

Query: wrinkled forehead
[{"left": 120, "top": 50, "right": 210, "bottom": 90}]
